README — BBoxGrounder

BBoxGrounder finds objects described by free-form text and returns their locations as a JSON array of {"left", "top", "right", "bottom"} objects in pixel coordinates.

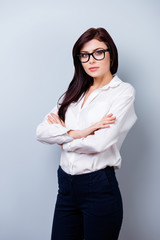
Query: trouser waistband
[{"left": 57, "top": 165, "right": 115, "bottom": 181}]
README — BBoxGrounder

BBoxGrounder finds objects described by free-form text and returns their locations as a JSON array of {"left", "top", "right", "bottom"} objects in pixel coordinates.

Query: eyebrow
[{"left": 80, "top": 48, "right": 104, "bottom": 53}]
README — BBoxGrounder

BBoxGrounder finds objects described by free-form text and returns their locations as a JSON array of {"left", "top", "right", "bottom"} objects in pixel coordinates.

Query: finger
[
  {"left": 60, "top": 119, "right": 66, "bottom": 127},
  {"left": 50, "top": 113, "right": 58, "bottom": 120},
  {"left": 55, "top": 114, "right": 65, "bottom": 127},
  {"left": 93, "top": 122, "right": 110, "bottom": 131},
  {"left": 106, "top": 117, "right": 116, "bottom": 121},
  {"left": 100, "top": 124, "right": 110, "bottom": 128},
  {"left": 50, "top": 113, "right": 66, "bottom": 127},
  {"left": 48, "top": 115, "right": 56, "bottom": 124},
  {"left": 48, "top": 115, "right": 53, "bottom": 123},
  {"left": 105, "top": 115, "right": 116, "bottom": 119},
  {"left": 50, "top": 113, "right": 57, "bottom": 118},
  {"left": 106, "top": 119, "right": 116, "bottom": 123},
  {"left": 50, "top": 114, "right": 59, "bottom": 124},
  {"left": 50, "top": 113, "right": 61, "bottom": 124},
  {"left": 106, "top": 113, "right": 113, "bottom": 117},
  {"left": 101, "top": 118, "right": 115, "bottom": 123},
  {"left": 102, "top": 116, "right": 116, "bottom": 121},
  {"left": 101, "top": 114, "right": 115, "bottom": 120},
  {"left": 55, "top": 114, "right": 66, "bottom": 127},
  {"left": 47, "top": 118, "right": 52, "bottom": 124},
  {"left": 103, "top": 120, "right": 115, "bottom": 124}
]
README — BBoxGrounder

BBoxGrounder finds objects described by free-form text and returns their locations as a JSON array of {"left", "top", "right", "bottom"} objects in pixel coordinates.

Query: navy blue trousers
[{"left": 51, "top": 165, "right": 123, "bottom": 240}]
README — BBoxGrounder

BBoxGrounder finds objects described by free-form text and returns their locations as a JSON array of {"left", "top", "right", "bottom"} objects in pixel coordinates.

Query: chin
[{"left": 87, "top": 72, "right": 100, "bottom": 78}]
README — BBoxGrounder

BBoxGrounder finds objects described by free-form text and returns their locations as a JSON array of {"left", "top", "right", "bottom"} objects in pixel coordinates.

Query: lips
[{"left": 89, "top": 67, "right": 99, "bottom": 71}]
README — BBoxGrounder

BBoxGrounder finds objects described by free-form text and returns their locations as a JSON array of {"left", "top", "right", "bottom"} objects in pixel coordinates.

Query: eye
[
  {"left": 81, "top": 53, "right": 88, "bottom": 58},
  {"left": 94, "top": 50, "right": 103, "bottom": 56}
]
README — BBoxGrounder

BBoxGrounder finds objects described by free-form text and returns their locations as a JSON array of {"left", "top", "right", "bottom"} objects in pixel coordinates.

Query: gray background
[{"left": 0, "top": 0, "right": 159, "bottom": 239}]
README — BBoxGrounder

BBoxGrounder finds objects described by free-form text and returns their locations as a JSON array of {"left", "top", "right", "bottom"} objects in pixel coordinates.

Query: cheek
[
  {"left": 81, "top": 63, "right": 89, "bottom": 73},
  {"left": 102, "top": 57, "right": 110, "bottom": 70}
]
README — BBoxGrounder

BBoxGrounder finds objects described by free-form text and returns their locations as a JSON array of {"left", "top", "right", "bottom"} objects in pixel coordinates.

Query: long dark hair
[{"left": 57, "top": 27, "right": 118, "bottom": 122}]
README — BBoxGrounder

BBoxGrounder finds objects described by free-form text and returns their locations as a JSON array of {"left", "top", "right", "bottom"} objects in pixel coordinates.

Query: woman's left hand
[{"left": 47, "top": 112, "right": 66, "bottom": 127}]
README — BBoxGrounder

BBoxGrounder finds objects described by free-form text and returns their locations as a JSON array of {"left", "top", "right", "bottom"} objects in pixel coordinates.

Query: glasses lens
[
  {"left": 93, "top": 50, "right": 105, "bottom": 60},
  {"left": 79, "top": 53, "right": 89, "bottom": 63}
]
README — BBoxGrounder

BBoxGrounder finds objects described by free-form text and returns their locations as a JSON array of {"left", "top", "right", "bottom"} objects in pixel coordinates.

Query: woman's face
[{"left": 80, "top": 39, "right": 112, "bottom": 79}]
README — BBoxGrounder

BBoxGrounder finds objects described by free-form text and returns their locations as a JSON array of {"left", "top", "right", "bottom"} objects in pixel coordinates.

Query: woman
[{"left": 36, "top": 27, "right": 137, "bottom": 240}]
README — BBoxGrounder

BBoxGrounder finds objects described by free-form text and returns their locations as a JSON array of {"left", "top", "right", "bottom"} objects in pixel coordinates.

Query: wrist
[
  {"left": 80, "top": 126, "right": 95, "bottom": 138},
  {"left": 67, "top": 130, "right": 81, "bottom": 139},
  {"left": 88, "top": 125, "right": 96, "bottom": 133}
]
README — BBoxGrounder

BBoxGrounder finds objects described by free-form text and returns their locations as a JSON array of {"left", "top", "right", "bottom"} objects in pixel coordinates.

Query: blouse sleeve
[
  {"left": 62, "top": 86, "right": 137, "bottom": 154},
  {"left": 36, "top": 104, "right": 74, "bottom": 145}
]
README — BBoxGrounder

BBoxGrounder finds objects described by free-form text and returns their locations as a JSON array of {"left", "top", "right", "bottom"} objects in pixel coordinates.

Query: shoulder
[{"left": 115, "top": 75, "right": 136, "bottom": 97}]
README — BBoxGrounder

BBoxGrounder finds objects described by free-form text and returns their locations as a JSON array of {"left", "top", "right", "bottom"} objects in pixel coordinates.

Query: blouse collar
[{"left": 99, "top": 75, "right": 122, "bottom": 91}]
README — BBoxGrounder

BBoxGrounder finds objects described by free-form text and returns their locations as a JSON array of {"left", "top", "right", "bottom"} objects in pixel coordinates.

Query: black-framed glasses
[{"left": 77, "top": 49, "right": 110, "bottom": 63}]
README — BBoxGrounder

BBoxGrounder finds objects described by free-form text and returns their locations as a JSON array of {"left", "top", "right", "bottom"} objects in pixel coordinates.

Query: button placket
[{"left": 79, "top": 89, "right": 101, "bottom": 112}]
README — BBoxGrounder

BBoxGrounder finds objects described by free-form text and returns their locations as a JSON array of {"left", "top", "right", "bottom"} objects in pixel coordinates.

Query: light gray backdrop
[{"left": 0, "top": 0, "right": 159, "bottom": 239}]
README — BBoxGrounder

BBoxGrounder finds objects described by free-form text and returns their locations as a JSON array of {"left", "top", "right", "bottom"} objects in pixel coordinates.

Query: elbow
[
  {"left": 94, "top": 145, "right": 106, "bottom": 153},
  {"left": 92, "top": 140, "right": 116, "bottom": 153},
  {"left": 36, "top": 125, "right": 45, "bottom": 142},
  {"left": 86, "top": 144, "right": 104, "bottom": 154},
  {"left": 36, "top": 133, "right": 42, "bottom": 143},
  {"left": 36, "top": 125, "right": 57, "bottom": 145}
]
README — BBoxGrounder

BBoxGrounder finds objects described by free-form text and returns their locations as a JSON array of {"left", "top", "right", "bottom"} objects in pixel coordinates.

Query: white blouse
[{"left": 36, "top": 75, "right": 137, "bottom": 175}]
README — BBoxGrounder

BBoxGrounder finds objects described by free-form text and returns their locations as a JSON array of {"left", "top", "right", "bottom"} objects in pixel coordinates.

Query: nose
[{"left": 89, "top": 54, "right": 96, "bottom": 64}]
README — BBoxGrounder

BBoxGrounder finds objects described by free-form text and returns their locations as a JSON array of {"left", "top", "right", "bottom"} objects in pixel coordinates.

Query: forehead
[{"left": 80, "top": 39, "right": 107, "bottom": 52}]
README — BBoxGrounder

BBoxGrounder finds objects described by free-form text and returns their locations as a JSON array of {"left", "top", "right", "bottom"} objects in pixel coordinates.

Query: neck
[{"left": 92, "top": 72, "right": 114, "bottom": 89}]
